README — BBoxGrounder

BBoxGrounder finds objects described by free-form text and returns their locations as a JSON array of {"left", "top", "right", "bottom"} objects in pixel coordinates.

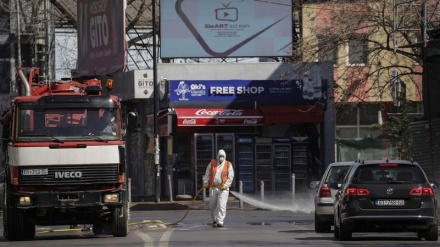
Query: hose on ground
[
  {"left": 36, "top": 185, "right": 214, "bottom": 234},
  {"left": 129, "top": 185, "right": 211, "bottom": 226}
]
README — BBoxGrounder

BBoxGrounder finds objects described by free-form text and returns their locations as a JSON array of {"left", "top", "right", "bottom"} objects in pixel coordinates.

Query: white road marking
[{"left": 158, "top": 228, "right": 175, "bottom": 247}]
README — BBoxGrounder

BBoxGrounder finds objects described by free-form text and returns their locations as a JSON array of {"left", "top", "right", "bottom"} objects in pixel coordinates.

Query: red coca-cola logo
[
  {"left": 195, "top": 109, "right": 243, "bottom": 116},
  {"left": 183, "top": 119, "right": 196, "bottom": 125},
  {"left": 244, "top": 119, "right": 258, "bottom": 124}
]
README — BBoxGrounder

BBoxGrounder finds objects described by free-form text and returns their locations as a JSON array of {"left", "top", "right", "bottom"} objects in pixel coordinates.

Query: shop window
[
  {"left": 336, "top": 103, "right": 381, "bottom": 138},
  {"left": 175, "top": 135, "right": 191, "bottom": 179},
  {"left": 336, "top": 106, "right": 357, "bottom": 125},
  {"left": 359, "top": 127, "right": 381, "bottom": 138},
  {"left": 359, "top": 104, "right": 380, "bottom": 125},
  {"left": 336, "top": 127, "right": 358, "bottom": 138}
]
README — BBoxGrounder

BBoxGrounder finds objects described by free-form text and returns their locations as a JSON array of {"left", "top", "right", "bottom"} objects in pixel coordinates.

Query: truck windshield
[{"left": 15, "top": 107, "right": 121, "bottom": 142}]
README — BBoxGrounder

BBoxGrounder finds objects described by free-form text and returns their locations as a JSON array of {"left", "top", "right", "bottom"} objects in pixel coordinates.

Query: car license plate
[
  {"left": 21, "top": 168, "right": 48, "bottom": 176},
  {"left": 375, "top": 199, "right": 405, "bottom": 206}
]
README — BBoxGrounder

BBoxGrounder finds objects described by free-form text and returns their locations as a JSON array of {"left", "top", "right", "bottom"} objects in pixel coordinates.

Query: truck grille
[{"left": 18, "top": 164, "right": 119, "bottom": 186}]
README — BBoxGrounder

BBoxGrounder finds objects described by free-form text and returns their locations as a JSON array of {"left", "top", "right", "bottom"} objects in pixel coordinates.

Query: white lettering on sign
[
  {"left": 210, "top": 86, "right": 264, "bottom": 95},
  {"left": 183, "top": 119, "right": 196, "bottom": 125},
  {"left": 196, "top": 109, "right": 243, "bottom": 116},
  {"left": 244, "top": 119, "right": 258, "bottom": 124},
  {"left": 191, "top": 84, "right": 206, "bottom": 90},
  {"left": 210, "top": 87, "right": 235, "bottom": 95},
  {"left": 90, "top": 14, "right": 109, "bottom": 48},
  {"left": 55, "top": 171, "right": 83, "bottom": 179},
  {"left": 237, "top": 86, "right": 264, "bottom": 94}
]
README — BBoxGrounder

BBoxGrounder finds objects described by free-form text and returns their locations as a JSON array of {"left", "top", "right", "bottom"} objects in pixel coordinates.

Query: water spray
[{"left": 230, "top": 190, "right": 314, "bottom": 214}]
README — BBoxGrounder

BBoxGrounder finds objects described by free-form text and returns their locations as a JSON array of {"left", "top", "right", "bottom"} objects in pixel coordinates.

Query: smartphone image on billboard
[{"left": 215, "top": 7, "right": 238, "bottom": 21}]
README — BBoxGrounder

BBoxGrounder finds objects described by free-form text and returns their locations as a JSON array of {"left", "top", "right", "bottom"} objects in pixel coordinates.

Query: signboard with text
[
  {"left": 170, "top": 80, "right": 324, "bottom": 102},
  {"left": 77, "top": 0, "right": 125, "bottom": 76}
]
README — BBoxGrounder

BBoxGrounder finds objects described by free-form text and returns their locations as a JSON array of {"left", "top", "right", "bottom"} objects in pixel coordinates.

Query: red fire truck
[{"left": 1, "top": 67, "right": 137, "bottom": 241}]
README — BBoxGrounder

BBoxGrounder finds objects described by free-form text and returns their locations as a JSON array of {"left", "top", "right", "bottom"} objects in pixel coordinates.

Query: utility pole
[{"left": 152, "top": 0, "right": 161, "bottom": 203}]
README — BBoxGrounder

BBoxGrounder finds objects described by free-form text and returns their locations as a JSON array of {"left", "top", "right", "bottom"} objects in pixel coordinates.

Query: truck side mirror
[{"left": 126, "top": 111, "right": 138, "bottom": 133}]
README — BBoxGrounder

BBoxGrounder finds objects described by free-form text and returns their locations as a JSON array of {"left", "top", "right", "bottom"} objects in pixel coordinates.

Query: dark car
[
  {"left": 310, "top": 162, "right": 352, "bottom": 232},
  {"left": 333, "top": 160, "right": 439, "bottom": 241}
]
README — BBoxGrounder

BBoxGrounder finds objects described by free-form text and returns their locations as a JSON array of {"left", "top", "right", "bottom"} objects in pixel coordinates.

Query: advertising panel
[
  {"left": 170, "top": 79, "right": 324, "bottom": 102},
  {"left": 134, "top": 70, "right": 154, "bottom": 98},
  {"left": 174, "top": 108, "right": 264, "bottom": 126},
  {"left": 77, "top": 0, "right": 125, "bottom": 76},
  {"left": 160, "top": 0, "right": 293, "bottom": 58}
]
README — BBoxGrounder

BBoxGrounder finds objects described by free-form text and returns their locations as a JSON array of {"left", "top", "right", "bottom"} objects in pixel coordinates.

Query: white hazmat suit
[{"left": 203, "top": 149, "right": 234, "bottom": 227}]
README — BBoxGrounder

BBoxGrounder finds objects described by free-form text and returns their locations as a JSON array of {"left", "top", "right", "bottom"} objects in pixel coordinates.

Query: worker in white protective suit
[{"left": 203, "top": 149, "right": 234, "bottom": 228}]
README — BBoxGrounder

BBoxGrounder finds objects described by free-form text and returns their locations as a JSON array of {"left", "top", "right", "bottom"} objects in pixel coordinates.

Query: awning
[
  {"left": 174, "top": 108, "right": 264, "bottom": 126},
  {"left": 259, "top": 105, "right": 324, "bottom": 124}
]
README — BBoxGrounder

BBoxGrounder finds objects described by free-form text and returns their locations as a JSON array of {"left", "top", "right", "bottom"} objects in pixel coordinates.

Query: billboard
[
  {"left": 77, "top": 0, "right": 125, "bottom": 77},
  {"left": 160, "top": 0, "right": 293, "bottom": 58}
]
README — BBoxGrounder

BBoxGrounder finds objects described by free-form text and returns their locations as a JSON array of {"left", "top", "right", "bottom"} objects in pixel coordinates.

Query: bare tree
[{"left": 290, "top": 0, "right": 440, "bottom": 105}]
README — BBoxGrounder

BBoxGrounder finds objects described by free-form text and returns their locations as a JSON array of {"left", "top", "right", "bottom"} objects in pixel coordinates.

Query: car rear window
[
  {"left": 324, "top": 166, "right": 351, "bottom": 184},
  {"left": 353, "top": 164, "right": 425, "bottom": 183}
]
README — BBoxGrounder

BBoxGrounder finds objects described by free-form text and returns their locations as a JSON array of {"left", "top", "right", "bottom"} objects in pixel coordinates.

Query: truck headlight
[
  {"left": 19, "top": 196, "right": 31, "bottom": 206},
  {"left": 104, "top": 193, "right": 119, "bottom": 203}
]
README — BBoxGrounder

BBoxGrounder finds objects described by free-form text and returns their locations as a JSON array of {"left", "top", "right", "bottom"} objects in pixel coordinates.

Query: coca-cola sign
[
  {"left": 182, "top": 119, "right": 197, "bottom": 125},
  {"left": 244, "top": 119, "right": 258, "bottom": 125},
  {"left": 176, "top": 108, "right": 264, "bottom": 126},
  {"left": 195, "top": 109, "right": 243, "bottom": 116}
]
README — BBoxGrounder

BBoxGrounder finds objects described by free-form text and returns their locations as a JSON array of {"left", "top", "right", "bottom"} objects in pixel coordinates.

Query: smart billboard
[{"left": 160, "top": 0, "right": 293, "bottom": 58}]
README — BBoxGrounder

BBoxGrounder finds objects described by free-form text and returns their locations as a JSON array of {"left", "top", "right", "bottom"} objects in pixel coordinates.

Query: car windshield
[
  {"left": 324, "top": 166, "right": 351, "bottom": 184},
  {"left": 353, "top": 164, "right": 425, "bottom": 184}
]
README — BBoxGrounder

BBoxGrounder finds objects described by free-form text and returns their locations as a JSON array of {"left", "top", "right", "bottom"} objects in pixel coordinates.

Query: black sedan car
[{"left": 333, "top": 160, "right": 438, "bottom": 241}]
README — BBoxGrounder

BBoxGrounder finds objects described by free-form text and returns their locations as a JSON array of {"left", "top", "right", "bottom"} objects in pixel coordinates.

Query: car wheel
[
  {"left": 425, "top": 223, "right": 439, "bottom": 241},
  {"left": 315, "top": 212, "right": 331, "bottom": 233},
  {"left": 333, "top": 219, "right": 340, "bottom": 239},
  {"left": 339, "top": 221, "right": 352, "bottom": 241}
]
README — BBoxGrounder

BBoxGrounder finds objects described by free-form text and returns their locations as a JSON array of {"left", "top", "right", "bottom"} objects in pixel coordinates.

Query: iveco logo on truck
[{"left": 55, "top": 171, "right": 82, "bottom": 179}]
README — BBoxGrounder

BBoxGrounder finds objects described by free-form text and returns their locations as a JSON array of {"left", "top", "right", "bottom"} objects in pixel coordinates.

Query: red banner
[{"left": 175, "top": 108, "right": 264, "bottom": 126}]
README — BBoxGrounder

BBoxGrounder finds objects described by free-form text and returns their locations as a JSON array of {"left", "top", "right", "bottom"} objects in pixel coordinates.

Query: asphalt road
[{"left": 0, "top": 194, "right": 438, "bottom": 246}]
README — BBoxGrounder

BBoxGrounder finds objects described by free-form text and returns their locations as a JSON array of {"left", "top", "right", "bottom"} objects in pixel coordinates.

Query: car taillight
[
  {"left": 345, "top": 187, "right": 370, "bottom": 196},
  {"left": 409, "top": 187, "right": 434, "bottom": 196},
  {"left": 319, "top": 186, "right": 331, "bottom": 198}
]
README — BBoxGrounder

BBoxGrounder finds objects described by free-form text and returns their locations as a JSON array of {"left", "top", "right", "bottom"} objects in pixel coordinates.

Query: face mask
[{"left": 218, "top": 156, "right": 225, "bottom": 163}]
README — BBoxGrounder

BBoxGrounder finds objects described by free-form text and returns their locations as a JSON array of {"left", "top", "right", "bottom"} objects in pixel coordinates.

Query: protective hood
[{"left": 217, "top": 149, "right": 226, "bottom": 159}]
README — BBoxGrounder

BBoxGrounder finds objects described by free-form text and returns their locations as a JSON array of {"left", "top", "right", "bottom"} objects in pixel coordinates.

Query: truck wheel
[
  {"left": 3, "top": 198, "right": 27, "bottom": 241},
  {"left": 3, "top": 188, "right": 34, "bottom": 240},
  {"left": 111, "top": 205, "right": 129, "bottom": 237}
]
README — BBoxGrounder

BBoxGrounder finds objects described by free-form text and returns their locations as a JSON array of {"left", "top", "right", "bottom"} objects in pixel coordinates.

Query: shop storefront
[
  {"left": 161, "top": 77, "right": 328, "bottom": 195},
  {"left": 107, "top": 62, "right": 335, "bottom": 200}
]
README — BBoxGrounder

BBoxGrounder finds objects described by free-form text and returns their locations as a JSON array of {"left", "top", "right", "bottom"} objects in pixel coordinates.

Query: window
[
  {"left": 336, "top": 104, "right": 381, "bottom": 138},
  {"left": 348, "top": 38, "right": 368, "bottom": 65},
  {"left": 317, "top": 37, "right": 338, "bottom": 64}
]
